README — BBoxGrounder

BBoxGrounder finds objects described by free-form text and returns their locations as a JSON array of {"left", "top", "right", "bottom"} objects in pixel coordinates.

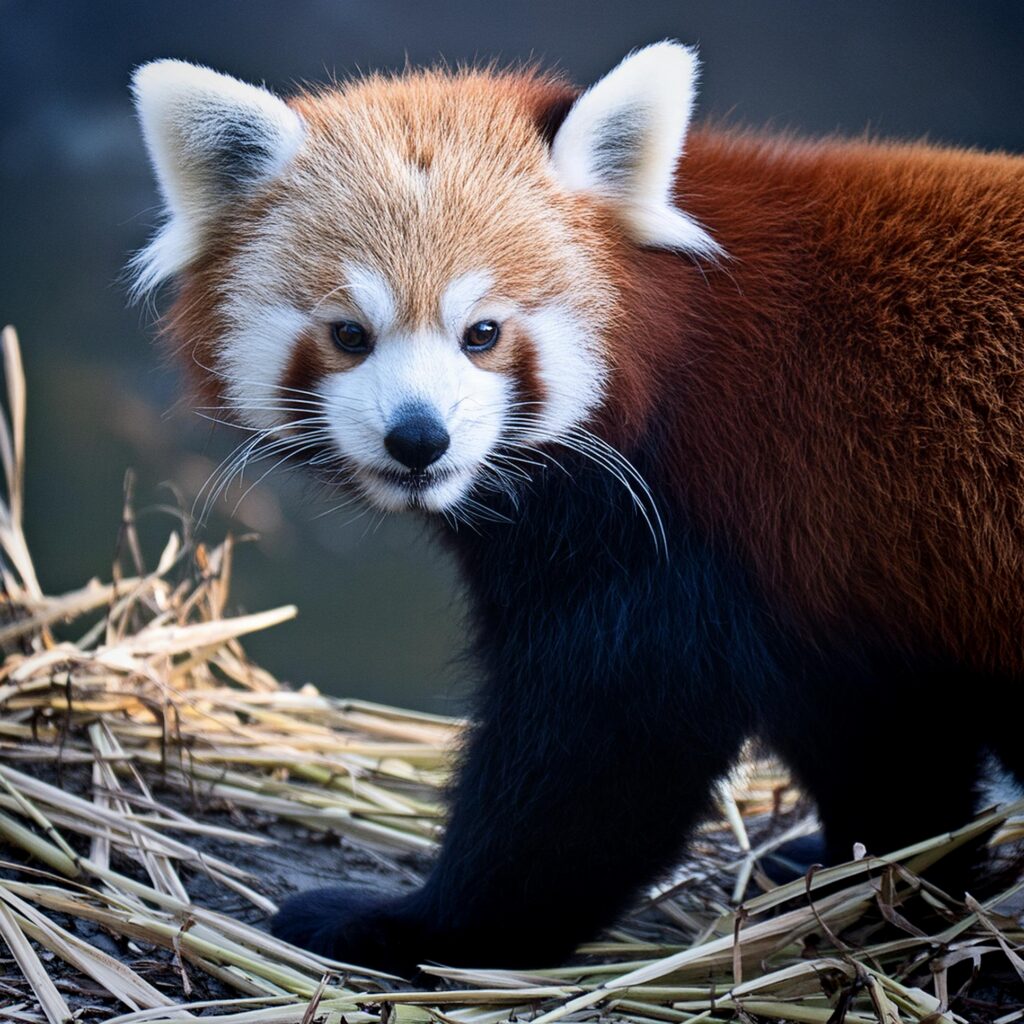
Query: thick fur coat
[{"left": 130, "top": 44, "right": 1024, "bottom": 974}]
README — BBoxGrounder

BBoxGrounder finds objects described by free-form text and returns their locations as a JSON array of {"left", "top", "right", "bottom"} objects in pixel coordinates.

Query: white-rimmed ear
[
  {"left": 550, "top": 41, "right": 720, "bottom": 257},
  {"left": 130, "top": 60, "right": 305, "bottom": 295}
]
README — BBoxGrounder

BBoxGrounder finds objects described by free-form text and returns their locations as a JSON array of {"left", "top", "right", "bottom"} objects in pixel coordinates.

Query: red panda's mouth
[
  {"left": 353, "top": 460, "right": 475, "bottom": 513},
  {"left": 362, "top": 465, "right": 456, "bottom": 490}
]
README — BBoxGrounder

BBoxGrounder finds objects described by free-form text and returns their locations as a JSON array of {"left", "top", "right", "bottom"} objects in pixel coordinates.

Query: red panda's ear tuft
[
  {"left": 550, "top": 41, "right": 721, "bottom": 259},
  {"left": 129, "top": 60, "right": 305, "bottom": 298}
]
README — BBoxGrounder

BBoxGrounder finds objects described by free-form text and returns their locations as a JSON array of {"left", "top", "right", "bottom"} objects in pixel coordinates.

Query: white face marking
[
  {"left": 220, "top": 300, "right": 310, "bottom": 429},
  {"left": 311, "top": 268, "right": 513, "bottom": 511},
  {"left": 217, "top": 267, "right": 608, "bottom": 516},
  {"left": 343, "top": 264, "right": 397, "bottom": 332},
  {"left": 440, "top": 270, "right": 495, "bottom": 338},
  {"left": 321, "top": 324, "right": 510, "bottom": 511},
  {"left": 520, "top": 303, "right": 606, "bottom": 438}
]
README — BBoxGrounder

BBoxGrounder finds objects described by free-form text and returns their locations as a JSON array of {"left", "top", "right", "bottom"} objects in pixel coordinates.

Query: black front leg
[
  {"left": 273, "top": 501, "right": 763, "bottom": 974},
  {"left": 418, "top": 656, "right": 748, "bottom": 969},
  {"left": 273, "top": 635, "right": 746, "bottom": 974}
]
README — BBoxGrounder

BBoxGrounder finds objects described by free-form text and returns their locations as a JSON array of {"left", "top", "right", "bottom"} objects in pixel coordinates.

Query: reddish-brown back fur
[{"left": 602, "top": 130, "right": 1024, "bottom": 672}]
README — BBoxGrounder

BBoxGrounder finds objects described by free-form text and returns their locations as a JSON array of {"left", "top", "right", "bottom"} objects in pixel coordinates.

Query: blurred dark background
[{"left": 2, "top": 1, "right": 1022, "bottom": 711}]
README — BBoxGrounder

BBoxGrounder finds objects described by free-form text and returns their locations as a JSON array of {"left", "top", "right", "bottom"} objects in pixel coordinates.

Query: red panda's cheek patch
[
  {"left": 469, "top": 321, "right": 546, "bottom": 416},
  {"left": 217, "top": 300, "right": 313, "bottom": 431},
  {"left": 280, "top": 328, "right": 331, "bottom": 402},
  {"left": 513, "top": 304, "right": 609, "bottom": 440}
]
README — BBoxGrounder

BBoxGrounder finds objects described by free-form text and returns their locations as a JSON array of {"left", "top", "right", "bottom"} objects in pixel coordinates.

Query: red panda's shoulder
[{"left": 612, "top": 127, "right": 1024, "bottom": 674}]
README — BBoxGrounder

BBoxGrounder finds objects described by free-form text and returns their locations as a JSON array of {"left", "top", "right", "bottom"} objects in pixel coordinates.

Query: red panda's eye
[
  {"left": 331, "top": 320, "right": 371, "bottom": 354},
  {"left": 463, "top": 320, "right": 500, "bottom": 353}
]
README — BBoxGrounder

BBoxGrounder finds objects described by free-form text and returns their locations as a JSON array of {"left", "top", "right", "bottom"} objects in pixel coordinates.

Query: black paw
[{"left": 270, "top": 886, "right": 424, "bottom": 977}]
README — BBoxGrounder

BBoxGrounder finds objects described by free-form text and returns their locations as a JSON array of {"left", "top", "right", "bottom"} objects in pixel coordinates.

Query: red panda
[{"left": 130, "top": 42, "right": 1024, "bottom": 975}]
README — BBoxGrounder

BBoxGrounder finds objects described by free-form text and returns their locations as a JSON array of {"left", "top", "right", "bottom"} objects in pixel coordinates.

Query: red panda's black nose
[{"left": 384, "top": 405, "right": 450, "bottom": 471}]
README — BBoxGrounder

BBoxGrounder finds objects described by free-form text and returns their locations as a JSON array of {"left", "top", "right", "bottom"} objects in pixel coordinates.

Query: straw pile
[{"left": 0, "top": 323, "right": 1022, "bottom": 1024}]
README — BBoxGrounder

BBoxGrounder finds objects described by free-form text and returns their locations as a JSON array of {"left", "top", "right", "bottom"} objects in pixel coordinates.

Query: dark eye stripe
[
  {"left": 463, "top": 320, "right": 500, "bottom": 353},
  {"left": 509, "top": 338, "right": 547, "bottom": 414},
  {"left": 280, "top": 331, "right": 329, "bottom": 417}
]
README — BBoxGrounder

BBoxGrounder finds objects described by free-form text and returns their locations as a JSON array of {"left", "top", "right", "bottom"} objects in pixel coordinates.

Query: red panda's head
[{"left": 132, "top": 43, "right": 718, "bottom": 513}]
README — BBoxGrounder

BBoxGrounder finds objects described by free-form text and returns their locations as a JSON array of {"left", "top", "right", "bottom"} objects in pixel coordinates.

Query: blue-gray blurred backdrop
[{"left": 2, "top": 1, "right": 1023, "bottom": 710}]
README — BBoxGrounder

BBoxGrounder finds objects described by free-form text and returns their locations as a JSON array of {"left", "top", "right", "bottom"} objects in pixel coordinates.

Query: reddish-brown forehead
[{"left": 282, "top": 70, "right": 592, "bottom": 327}]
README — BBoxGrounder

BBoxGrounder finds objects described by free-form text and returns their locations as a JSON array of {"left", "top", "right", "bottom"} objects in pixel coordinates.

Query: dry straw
[{"left": 0, "top": 324, "right": 1021, "bottom": 1024}]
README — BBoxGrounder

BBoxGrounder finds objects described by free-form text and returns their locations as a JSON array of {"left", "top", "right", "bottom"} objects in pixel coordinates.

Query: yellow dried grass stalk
[{"left": 0, "top": 899, "right": 73, "bottom": 1024}]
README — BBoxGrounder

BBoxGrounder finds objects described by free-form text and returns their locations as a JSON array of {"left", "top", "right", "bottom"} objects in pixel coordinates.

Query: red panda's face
[
  {"left": 132, "top": 45, "right": 718, "bottom": 515},
  {"left": 214, "top": 79, "right": 612, "bottom": 512}
]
